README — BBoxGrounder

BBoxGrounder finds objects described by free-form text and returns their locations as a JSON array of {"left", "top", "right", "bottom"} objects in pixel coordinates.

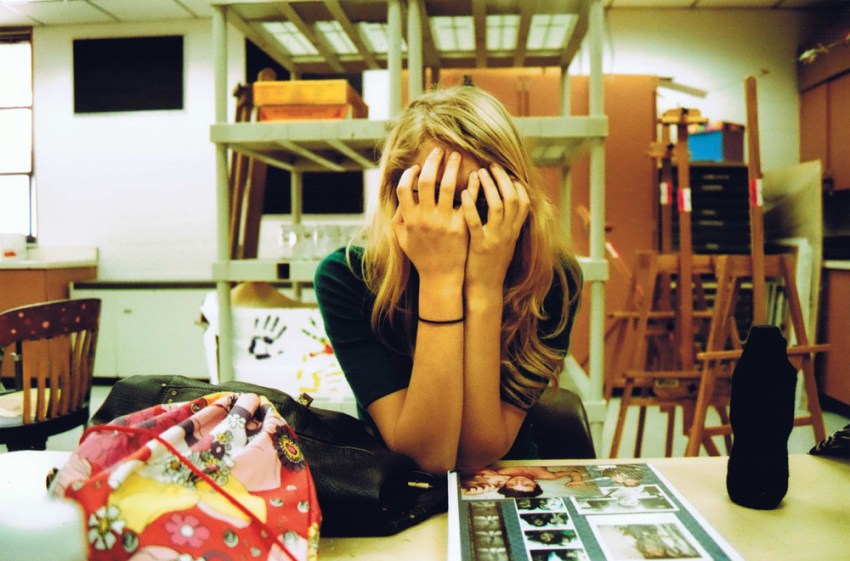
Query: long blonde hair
[{"left": 354, "top": 85, "right": 580, "bottom": 408}]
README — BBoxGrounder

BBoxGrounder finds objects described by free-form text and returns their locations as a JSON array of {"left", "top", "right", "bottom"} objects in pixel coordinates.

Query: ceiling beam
[
  {"left": 513, "top": 0, "right": 534, "bottom": 67},
  {"left": 227, "top": 9, "right": 299, "bottom": 76},
  {"left": 472, "top": 0, "right": 487, "bottom": 67},
  {"left": 559, "top": 4, "right": 588, "bottom": 68},
  {"left": 417, "top": 0, "right": 440, "bottom": 68},
  {"left": 276, "top": 3, "right": 345, "bottom": 73},
  {"left": 322, "top": 0, "right": 380, "bottom": 70}
]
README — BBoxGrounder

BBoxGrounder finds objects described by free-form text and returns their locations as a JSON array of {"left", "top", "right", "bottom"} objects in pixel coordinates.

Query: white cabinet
[{"left": 71, "top": 283, "right": 210, "bottom": 379}]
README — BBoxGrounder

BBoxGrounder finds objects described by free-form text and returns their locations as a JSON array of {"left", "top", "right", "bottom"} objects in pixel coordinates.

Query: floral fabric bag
[{"left": 51, "top": 391, "right": 320, "bottom": 561}]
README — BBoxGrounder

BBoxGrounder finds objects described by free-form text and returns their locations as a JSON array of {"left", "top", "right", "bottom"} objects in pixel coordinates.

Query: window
[
  {"left": 0, "top": 28, "right": 35, "bottom": 239},
  {"left": 73, "top": 36, "right": 184, "bottom": 114}
]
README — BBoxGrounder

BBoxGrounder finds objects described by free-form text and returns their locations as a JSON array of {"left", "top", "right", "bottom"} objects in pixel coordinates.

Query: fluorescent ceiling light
[
  {"left": 359, "top": 21, "right": 406, "bottom": 54},
  {"left": 486, "top": 14, "right": 519, "bottom": 51},
  {"left": 261, "top": 21, "right": 318, "bottom": 56},
  {"left": 316, "top": 20, "right": 357, "bottom": 55},
  {"left": 527, "top": 14, "right": 576, "bottom": 51},
  {"left": 430, "top": 16, "right": 475, "bottom": 52}
]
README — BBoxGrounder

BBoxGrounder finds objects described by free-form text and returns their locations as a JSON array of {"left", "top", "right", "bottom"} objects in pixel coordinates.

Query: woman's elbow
[
  {"left": 387, "top": 440, "right": 457, "bottom": 475},
  {"left": 457, "top": 437, "right": 513, "bottom": 472},
  {"left": 415, "top": 455, "right": 457, "bottom": 476}
]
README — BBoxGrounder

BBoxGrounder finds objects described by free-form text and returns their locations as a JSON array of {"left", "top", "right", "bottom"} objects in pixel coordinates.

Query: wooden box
[{"left": 253, "top": 80, "right": 368, "bottom": 121}]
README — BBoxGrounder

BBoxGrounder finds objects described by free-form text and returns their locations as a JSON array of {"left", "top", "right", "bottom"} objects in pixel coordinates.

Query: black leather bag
[{"left": 91, "top": 375, "right": 447, "bottom": 537}]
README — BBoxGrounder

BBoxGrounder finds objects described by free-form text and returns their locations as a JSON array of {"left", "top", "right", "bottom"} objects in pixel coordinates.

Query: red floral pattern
[{"left": 52, "top": 392, "right": 321, "bottom": 561}]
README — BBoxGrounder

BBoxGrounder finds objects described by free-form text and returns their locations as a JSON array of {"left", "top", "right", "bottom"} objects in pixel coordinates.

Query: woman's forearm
[
  {"left": 457, "top": 286, "right": 516, "bottom": 469},
  {"left": 379, "top": 280, "right": 465, "bottom": 473}
]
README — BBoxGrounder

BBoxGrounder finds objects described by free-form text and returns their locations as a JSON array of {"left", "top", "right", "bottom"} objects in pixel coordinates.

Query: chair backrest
[
  {"left": 527, "top": 387, "right": 596, "bottom": 460},
  {"left": 0, "top": 298, "right": 100, "bottom": 425}
]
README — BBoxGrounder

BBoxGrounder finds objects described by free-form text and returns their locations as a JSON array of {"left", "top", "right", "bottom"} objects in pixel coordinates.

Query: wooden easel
[
  {"left": 684, "top": 253, "right": 828, "bottom": 454},
  {"left": 609, "top": 108, "right": 723, "bottom": 458},
  {"left": 607, "top": 252, "right": 720, "bottom": 458},
  {"left": 681, "top": 77, "right": 828, "bottom": 455}
]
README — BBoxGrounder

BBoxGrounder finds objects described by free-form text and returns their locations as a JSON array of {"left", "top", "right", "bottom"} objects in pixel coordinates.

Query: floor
[
  {"left": 599, "top": 393, "right": 849, "bottom": 458},
  {"left": 2, "top": 382, "right": 848, "bottom": 458}
]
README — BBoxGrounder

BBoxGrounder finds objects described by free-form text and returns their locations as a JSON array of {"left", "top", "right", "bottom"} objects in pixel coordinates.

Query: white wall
[
  {"left": 33, "top": 19, "right": 243, "bottom": 280},
  {"left": 586, "top": 9, "right": 805, "bottom": 171},
  {"left": 32, "top": 10, "right": 810, "bottom": 280}
]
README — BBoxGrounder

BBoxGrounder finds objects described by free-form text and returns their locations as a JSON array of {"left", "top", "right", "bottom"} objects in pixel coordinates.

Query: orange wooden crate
[
  {"left": 258, "top": 104, "right": 366, "bottom": 121},
  {"left": 253, "top": 80, "right": 368, "bottom": 120}
]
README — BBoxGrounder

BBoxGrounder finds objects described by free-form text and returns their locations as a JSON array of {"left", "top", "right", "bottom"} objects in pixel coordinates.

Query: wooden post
[
  {"left": 676, "top": 120, "right": 694, "bottom": 370},
  {"left": 745, "top": 76, "right": 767, "bottom": 325}
]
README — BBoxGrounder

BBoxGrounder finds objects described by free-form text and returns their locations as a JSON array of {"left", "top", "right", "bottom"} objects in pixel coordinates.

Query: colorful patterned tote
[{"left": 51, "top": 391, "right": 320, "bottom": 561}]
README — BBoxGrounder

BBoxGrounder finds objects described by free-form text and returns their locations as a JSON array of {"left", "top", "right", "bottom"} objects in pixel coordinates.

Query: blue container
[{"left": 688, "top": 127, "right": 744, "bottom": 162}]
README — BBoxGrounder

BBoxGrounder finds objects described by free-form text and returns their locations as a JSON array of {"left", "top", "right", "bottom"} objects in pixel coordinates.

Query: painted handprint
[
  {"left": 301, "top": 315, "right": 334, "bottom": 357},
  {"left": 247, "top": 314, "right": 287, "bottom": 360}
]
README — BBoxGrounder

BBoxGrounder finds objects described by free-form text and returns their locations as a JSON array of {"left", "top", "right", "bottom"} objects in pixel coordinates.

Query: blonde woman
[{"left": 315, "top": 86, "right": 581, "bottom": 474}]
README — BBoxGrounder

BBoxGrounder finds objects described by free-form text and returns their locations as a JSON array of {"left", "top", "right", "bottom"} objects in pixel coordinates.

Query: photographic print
[
  {"left": 528, "top": 548, "right": 590, "bottom": 561},
  {"left": 573, "top": 485, "right": 677, "bottom": 515},
  {"left": 519, "top": 512, "right": 572, "bottom": 530},
  {"left": 589, "top": 514, "right": 712, "bottom": 561},
  {"left": 449, "top": 463, "right": 743, "bottom": 561},
  {"left": 515, "top": 497, "right": 569, "bottom": 512},
  {"left": 524, "top": 529, "right": 581, "bottom": 549},
  {"left": 459, "top": 466, "right": 599, "bottom": 501}
]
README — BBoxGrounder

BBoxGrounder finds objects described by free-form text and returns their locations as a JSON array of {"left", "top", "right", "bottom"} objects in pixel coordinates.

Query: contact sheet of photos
[{"left": 449, "top": 463, "right": 743, "bottom": 561}]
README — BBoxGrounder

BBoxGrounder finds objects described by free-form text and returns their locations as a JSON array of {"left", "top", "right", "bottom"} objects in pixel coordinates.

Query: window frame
[{"left": 0, "top": 27, "right": 35, "bottom": 242}]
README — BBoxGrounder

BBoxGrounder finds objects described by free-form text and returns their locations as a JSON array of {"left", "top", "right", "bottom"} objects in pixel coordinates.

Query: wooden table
[
  {"left": 3, "top": 453, "right": 848, "bottom": 560},
  {"left": 320, "top": 455, "right": 850, "bottom": 561}
]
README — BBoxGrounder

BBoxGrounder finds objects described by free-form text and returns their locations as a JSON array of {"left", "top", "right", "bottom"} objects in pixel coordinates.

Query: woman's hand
[
  {"left": 460, "top": 163, "right": 530, "bottom": 290},
  {"left": 393, "top": 147, "right": 469, "bottom": 285}
]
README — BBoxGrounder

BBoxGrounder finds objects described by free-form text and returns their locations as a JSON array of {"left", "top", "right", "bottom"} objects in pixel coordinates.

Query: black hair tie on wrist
[{"left": 418, "top": 316, "right": 464, "bottom": 325}]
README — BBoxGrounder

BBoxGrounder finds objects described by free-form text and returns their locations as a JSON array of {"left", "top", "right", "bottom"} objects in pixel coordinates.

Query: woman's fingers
[
  {"left": 489, "top": 163, "right": 520, "bottom": 221},
  {"left": 466, "top": 170, "right": 480, "bottom": 202},
  {"left": 477, "top": 167, "right": 503, "bottom": 223},
  {"left": 396, "top": 164, "right": 420, "bottom": 217},
  {"left": 438, "top": 151, "right": 461, "bottom": 210},
  {"left": 461, "top": 189, "right": 483, "bottom": 235},
  {"left": 514, "top": 181, "right": 531, "bottom": 230},
  {"left": 416, "top": 146, "right": 443, "bottom": 208}
]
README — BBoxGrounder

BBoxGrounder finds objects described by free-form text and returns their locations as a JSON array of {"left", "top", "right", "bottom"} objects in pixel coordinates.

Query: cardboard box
[{"left": 253, "top": 80, "right": 368, "bottom": 120}]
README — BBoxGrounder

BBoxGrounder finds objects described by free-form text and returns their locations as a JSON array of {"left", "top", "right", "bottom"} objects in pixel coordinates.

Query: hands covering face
[{"left": 392, "top": 146, "right": 530, "bottom": 288}]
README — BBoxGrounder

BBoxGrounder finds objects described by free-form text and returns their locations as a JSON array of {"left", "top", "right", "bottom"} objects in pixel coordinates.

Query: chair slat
[{"left": 0, "top": 298, "right": 101, "bottom": 447}]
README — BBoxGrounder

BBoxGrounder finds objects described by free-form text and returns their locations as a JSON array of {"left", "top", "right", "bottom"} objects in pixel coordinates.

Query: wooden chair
[
  {"left": 528, "top": 387, "right": 597, "bottom": 460},
  {"left": 0, "top": 298, "right": 100, "bottom": 451}
]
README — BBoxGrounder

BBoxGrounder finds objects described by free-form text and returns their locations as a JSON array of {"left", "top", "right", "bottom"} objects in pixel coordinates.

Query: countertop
[{"left": 0, "top": 247, "right": 97, "bottom": 270}]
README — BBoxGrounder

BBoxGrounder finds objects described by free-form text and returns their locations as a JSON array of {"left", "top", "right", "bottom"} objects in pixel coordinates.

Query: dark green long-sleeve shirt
[{"left": 314, "top": 246, "right": 580, "bottom": 459}]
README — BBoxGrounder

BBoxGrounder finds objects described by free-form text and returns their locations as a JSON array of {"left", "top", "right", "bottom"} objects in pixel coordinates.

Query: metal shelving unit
[{"left": 211, "top": 0, "right": 608, "bottom": 446}]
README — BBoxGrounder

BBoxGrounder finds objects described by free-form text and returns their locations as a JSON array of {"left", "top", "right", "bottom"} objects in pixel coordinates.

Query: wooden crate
[{"left": 253, "top": 80, "right": 368, "bottom": 120}]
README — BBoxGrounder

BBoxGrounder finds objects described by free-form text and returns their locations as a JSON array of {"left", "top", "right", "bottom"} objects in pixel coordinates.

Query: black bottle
[{"left": 726, "top": 324, "right": 797, "bottom": 510}]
